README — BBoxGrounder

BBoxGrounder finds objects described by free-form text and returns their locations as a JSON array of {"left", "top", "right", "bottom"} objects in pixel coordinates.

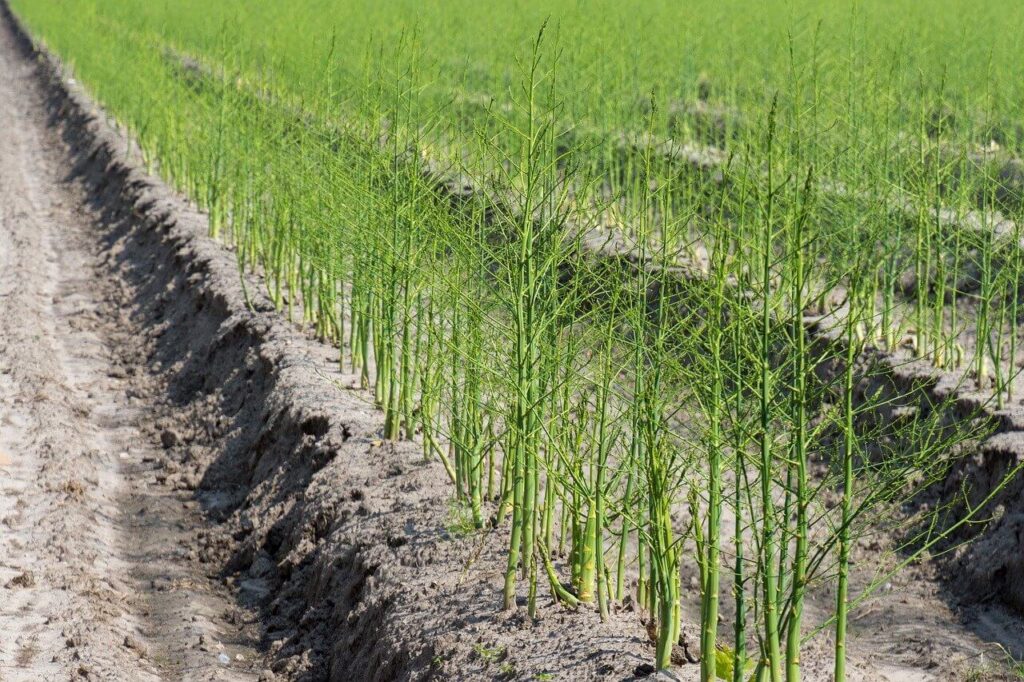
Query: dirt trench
[{"left": 0, "top": 12, "right": 267, "bottom": 682}]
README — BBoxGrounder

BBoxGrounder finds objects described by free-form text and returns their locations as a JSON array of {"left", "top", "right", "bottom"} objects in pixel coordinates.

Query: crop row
[{"left": 13, "top": 2, "right": 1024, "bottom": 680}]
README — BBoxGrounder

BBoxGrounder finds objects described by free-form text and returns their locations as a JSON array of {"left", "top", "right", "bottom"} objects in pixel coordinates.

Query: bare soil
[
  {"left": 0, "top": 13, "right": 263, "bottom": 681},
  {"left": 1, "top": 3, "right": 1023, "bottom": 681}
]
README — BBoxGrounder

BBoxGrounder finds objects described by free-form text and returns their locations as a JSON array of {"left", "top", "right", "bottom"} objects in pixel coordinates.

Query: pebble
[
  {"left": 123, "top": 634, "right": 147, "bottom": 655},
  {"left": 160, "top": 429, "right": 179, "bottom": 449}
]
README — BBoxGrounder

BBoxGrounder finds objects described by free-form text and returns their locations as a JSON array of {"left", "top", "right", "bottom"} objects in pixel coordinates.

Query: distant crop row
[{"left": 14, "top": 1, "right": 1024, "bottom": 679}]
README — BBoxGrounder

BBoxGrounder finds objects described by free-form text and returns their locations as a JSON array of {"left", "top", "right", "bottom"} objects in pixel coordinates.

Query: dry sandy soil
[
  {"left": 0, "top": 13, "right": 264, "bottom": 682},
  {"left": 0, "top": 3, "right": 1023, "bottom": 681}
]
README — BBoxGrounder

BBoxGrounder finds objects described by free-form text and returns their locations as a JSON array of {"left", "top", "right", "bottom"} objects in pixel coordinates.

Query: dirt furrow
[{"left": 0, "top": 16, "right": 264, "bottom": 682}]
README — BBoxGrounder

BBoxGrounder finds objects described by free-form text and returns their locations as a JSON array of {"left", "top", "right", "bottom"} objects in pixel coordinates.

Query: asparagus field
[{"left": 5, "top": 0, "right": 1024, "bottom": 680}]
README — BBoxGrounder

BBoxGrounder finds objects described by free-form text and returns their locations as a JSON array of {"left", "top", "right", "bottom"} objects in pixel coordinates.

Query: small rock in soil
[
  {"left": 123, "top": 634, "right": 146, "bottom": 655},
  {"left": 160, "top": 429, "right": 179, "bottom": 448},
  {"left": 6, "top": 570, "right": 35, "bottom": 588}
]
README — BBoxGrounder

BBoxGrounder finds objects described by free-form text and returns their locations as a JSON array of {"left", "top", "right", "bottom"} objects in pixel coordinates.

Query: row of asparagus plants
[{"left": 13, "top": 3, "right": 1024, "bottom": 679}]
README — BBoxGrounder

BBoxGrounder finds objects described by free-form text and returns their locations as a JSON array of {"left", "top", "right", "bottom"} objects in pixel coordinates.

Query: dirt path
[{"left": 0, "top": 17, "right": 265, "bottom": 682}]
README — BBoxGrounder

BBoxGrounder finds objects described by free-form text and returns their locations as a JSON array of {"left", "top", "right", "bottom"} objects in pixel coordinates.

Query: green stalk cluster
[{"left": 15, "top": 1, "right": 1024, "bottom": 678}]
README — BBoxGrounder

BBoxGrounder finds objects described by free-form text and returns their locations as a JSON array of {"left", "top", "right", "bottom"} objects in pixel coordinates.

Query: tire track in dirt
[{"left": 0, "top": 15, "right": 265, "bottom": 682}]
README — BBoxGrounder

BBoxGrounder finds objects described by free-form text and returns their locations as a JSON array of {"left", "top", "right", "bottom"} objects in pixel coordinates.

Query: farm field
[{"left": 3, "top": 0, "right": 1024, "bottom": 680}]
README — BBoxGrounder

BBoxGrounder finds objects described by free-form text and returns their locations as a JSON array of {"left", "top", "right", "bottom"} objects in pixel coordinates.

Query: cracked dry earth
[{"left": 0, "top": 21, "right": 266, "bottom": 682}]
